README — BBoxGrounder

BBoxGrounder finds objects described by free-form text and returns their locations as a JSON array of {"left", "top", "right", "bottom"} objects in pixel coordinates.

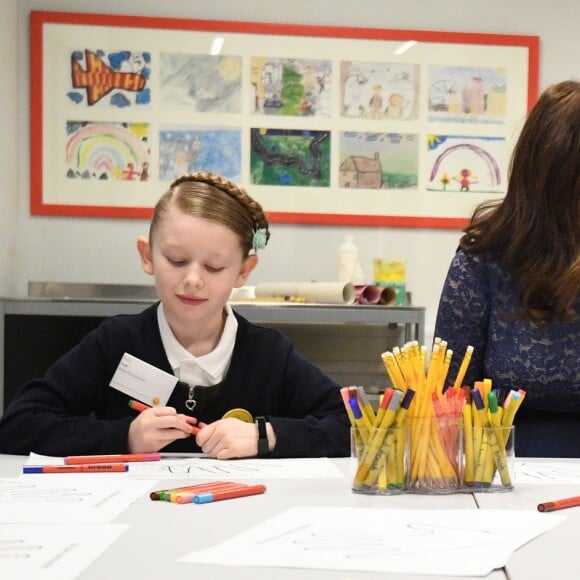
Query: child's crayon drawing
[
  {"left": 339, "top": 131, "right": 418, "bottom": 190},
  {"left": 340, "top": 61, "right": 419, "bottom": 120},
  {"left": 250, "top": 57, "right": 332, "bottom": 117},
  {"left": 160, "top": 53, "right": 242, "bottom": 113},
  {"left": 250, "top": 128, "right": 330, "bottom": 187},
  {"left": 159, "top": 126, "right": 241, "bottom": 182},
  {"left": 67, "top": 49, "right": 151, "bottom": 108},
  {"left": 426, "top": 134, "right": 506, "bottom": 194},
  {"left": 65, "top": 121, "right": 150, "bottom": 181},
  {"left": 428, "top": 65, "right": 507, "bottom": 124}
]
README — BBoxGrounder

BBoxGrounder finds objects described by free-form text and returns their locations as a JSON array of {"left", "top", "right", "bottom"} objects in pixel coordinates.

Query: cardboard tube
[
  {"left": 379, "top": 286, "right": 397, "bottom": 305},
  {"left": 254, "top": 282, "right": 355, "bottom": 304},
  {"left": 355, "top": 285, "right": 383, "bottom": 305}
]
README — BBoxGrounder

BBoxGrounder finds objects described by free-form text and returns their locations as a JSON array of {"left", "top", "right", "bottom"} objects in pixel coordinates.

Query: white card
[{"left": 109, "top": 352, "right": 178, "bottom": 406}]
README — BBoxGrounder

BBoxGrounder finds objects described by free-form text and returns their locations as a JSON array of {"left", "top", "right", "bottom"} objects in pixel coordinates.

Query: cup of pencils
[
  {"left": 351, "top": 426, "right": 409, "bottom": 494},
  {"left": 406, "top": 414, "right": 465, "bottom": 494}
]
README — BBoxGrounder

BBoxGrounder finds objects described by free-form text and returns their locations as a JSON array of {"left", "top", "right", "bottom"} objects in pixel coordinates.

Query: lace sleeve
[{"left": 434, "top": 250, "right": 489, "bottom": 387}]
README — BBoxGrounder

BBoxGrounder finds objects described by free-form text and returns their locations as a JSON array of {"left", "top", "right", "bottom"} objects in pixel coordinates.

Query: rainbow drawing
[
  {"left": 426, "top": 135, "right": 506, "bottom": 194},
  {"left": 66, "top": 121, "right": 150, "bottom": 181}
]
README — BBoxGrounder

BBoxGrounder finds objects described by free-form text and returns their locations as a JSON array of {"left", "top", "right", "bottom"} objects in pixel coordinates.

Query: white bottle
[{"left": 338, "top": 235, "right": 360, "bottom": 283}]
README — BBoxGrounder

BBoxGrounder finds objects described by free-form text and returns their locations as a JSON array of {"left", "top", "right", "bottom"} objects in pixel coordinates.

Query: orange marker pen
[
  {"left": 192, "top": 484, "right": 267, "bottom": 504},
  {"left": 23, "top": 464, "right": 128, "bottom": 474},
  {"left": 128, "top": 399, "right": 151, "bottom": 412},
  {"left": 538, "top": 495, "right": 580, "bottom": 512},
  {"left": 150, "top": 481, "right": 231, "bottom": 501},
  {"left": 64, "top": 453, "right": 161, "bottom": 465}
]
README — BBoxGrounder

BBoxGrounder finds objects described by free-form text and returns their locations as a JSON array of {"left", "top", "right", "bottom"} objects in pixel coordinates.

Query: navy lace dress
[{"left": 435, "top": 250, "right": 580, "bottom": 457}]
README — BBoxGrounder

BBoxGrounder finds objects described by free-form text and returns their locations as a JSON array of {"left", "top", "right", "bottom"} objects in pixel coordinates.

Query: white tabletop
[
  {"left": 475, "top": 482, "right": 580, "bottom": 580},
  {"left": 4, "top": 454, "right": 568, "bottom": 579}
]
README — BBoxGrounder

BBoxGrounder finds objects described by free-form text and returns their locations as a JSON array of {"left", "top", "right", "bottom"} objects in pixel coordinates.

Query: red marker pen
[{"left": 64, "top": 453, "right": 161, "bottom": 465}]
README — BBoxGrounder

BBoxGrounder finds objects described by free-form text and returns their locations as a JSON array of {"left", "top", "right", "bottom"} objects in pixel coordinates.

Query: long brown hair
[
  {"left": 149, "top": 172, "right": 270, "bottom": 256},
  {"left": 460, "top": 80, "right": 580, "bottom": 323}
]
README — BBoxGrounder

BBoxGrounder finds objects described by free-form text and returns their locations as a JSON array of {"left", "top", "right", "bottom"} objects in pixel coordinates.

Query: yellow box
[{"left": 373, "top": 259, "right": 407, "bottom": 305}]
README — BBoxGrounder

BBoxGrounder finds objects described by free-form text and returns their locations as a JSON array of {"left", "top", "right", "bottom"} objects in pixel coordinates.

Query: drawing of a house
[{"left": 339, "top": 152, "right": 382, "bottom": 188}]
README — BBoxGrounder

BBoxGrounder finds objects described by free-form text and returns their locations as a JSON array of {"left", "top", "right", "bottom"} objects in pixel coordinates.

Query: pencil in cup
[
  {"left": 406, "top": 392, "right": 465, "bottom": 493},
  {"left": 407, "top": 414, "right": 464, "bottom": 493}
]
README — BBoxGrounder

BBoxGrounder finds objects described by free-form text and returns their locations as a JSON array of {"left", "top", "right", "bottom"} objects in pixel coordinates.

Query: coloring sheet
[
  {"left": 180, "top": 506, "right": 564, "bottom": 576},
  {"left": 0, "top": 524, "right": 127, "bottom": 580}
]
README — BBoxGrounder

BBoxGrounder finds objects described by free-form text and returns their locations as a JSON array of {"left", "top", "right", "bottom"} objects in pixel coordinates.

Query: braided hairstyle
[{"left": 149, "top": 172, "right": 270, "bottom": 256}]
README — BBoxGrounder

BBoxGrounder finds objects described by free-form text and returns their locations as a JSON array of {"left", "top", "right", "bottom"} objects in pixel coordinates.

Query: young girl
[{"left": 0, "top": 173, "right": 350, "bottom": 458}]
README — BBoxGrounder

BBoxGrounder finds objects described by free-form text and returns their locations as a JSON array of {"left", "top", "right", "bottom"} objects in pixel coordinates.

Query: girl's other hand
[{"left": 195, "top": 417, "right": 274, "bottom": 460}]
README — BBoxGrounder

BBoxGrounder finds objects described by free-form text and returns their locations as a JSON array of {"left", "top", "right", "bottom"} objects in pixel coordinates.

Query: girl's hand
[
  {"left": 128, "top": 406, "right": 197, "bottom": 452},
  {"left": 195, "top": 417, "right": 275, "bottom": 460}
]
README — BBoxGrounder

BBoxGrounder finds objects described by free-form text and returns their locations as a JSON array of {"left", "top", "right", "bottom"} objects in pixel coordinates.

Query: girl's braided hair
[{"left": 149, "top": 172, "right": 270, "bottom": 256}]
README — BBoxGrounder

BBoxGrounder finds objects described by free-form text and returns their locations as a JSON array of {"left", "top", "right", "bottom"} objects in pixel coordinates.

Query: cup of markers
[
  {"left": 351, "top": 425, "right": 409, "bottom": 495},
  {"left": 342, "top": 385, "right": 415, "bottom": 495},
  {"left": 462, "top": 384, "right": 520, "bottom": 492}
]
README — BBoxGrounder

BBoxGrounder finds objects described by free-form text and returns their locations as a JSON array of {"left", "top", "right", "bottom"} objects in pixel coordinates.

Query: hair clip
[{"left": 252, "top": 228, "right": 268, "bottom": 251}]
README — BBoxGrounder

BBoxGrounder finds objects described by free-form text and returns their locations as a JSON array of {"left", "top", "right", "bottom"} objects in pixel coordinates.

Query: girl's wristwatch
[{"left": 255, "top": 416, "right": 269, "bottom": 457}]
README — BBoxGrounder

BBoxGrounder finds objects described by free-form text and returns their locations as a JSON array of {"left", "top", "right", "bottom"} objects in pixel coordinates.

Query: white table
[
  {"left": 4, "top": 454, "right": 571, "bottom": 579},
  {"left": 0, "top": 455, "right": 516, "bottom": 580},
  {"left": 475, "top": 481, "right": 580, "bottom": 580}
]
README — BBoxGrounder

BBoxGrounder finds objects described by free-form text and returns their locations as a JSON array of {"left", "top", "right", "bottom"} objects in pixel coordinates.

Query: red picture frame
[{"left": 30, "top": 11, "right": 539, "bottom": 228}]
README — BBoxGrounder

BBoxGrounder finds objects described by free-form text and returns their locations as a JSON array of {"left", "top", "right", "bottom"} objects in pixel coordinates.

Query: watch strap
[{"left": 255, "top": 416, "right": 269, "bottom": 457}]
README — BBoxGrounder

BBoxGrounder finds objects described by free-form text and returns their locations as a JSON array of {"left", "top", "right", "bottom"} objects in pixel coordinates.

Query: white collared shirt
[{"left": 156, "top": 302, "right": 238, "bottom": 387}]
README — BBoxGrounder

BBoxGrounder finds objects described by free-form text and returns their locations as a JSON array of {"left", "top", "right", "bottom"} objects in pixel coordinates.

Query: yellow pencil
[
  {"left": 453, "top": 345, "right": 474, "bottom": 389},
  {"left": 462, "top": 398, "right": 474, "bottom": 486},
  {"left": 381, "top": 351, "right": 407, "bottom": 392}
]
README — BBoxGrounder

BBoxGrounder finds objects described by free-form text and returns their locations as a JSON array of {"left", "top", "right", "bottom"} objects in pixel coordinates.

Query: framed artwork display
[{"left": 30, "top": 11, "right": 539, "bottom": 228}]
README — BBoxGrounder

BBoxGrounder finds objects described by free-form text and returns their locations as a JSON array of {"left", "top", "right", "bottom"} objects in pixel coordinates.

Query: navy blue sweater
[
  {"left": 0, "top": 304, "right": 350, "bottom": 457},
  {"left": 435, "top": 250, "right": 580, "bottom": 457}
]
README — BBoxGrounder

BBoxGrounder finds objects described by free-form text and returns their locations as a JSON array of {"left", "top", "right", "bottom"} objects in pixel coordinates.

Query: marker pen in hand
[{"left": 128, "top": 399, "right": 201, "bottom": 435}]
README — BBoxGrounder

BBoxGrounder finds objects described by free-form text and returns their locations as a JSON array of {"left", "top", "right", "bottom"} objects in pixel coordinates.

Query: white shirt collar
[{"left": 156, "top": 302, "right": 238, "bottom": 386}]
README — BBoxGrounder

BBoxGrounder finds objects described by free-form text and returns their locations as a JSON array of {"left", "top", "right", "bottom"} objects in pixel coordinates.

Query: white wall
[{"left": 2, "top": 0, "right": 578, "bottom": 340}]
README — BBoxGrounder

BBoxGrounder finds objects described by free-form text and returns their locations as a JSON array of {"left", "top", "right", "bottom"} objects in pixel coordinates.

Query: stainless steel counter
[{"left": 1, "top": 285, "right": 425, "bottom": 413}]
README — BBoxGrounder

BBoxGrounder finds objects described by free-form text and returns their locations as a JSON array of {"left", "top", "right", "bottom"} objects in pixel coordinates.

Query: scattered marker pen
[
  {"left": 192, "top": 484, "right": 267, "bottom": 504},
  {"left": 64, "top": 453, "right": 161, "bottom": 465},
  {"left": 23, "top": 464, "right": 128, "bottom": 474},
  {"left": 538, "top": 495, "right": 580, "bottom": 512}
]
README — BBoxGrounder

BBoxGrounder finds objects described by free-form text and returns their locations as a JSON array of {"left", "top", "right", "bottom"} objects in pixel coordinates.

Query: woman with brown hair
[{"left": 434, "top": 80, "right": 579, "bottom": 457}]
